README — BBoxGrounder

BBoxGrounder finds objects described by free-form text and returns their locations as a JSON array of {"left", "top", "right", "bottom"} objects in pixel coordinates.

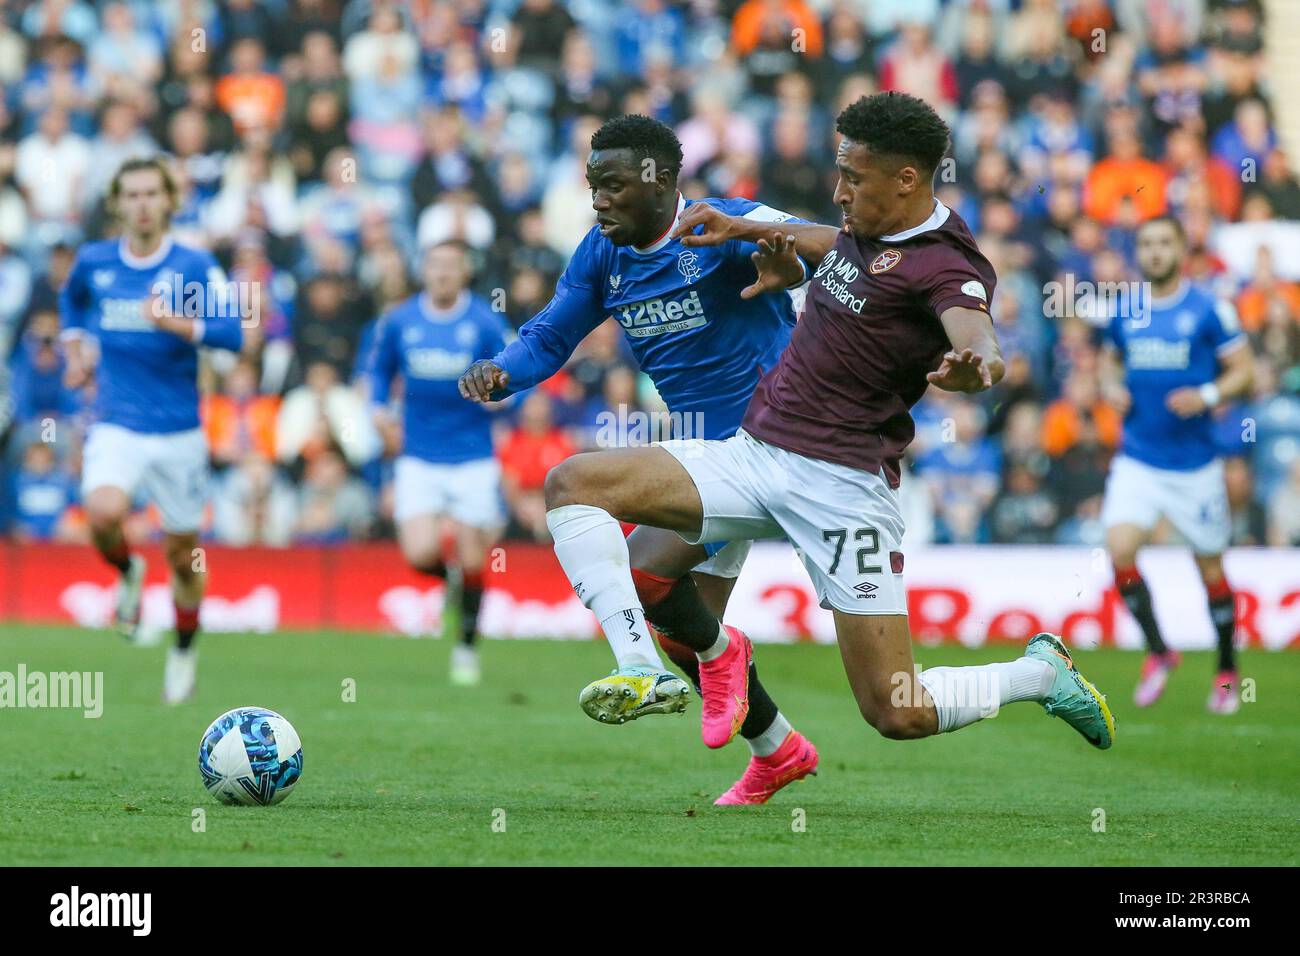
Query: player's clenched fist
[{"left": 459, "top": 359, "right": 509, "bottom": 403}]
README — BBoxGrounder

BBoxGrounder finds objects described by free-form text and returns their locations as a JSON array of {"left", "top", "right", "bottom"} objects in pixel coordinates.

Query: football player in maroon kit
[{"left": 542, "top": 92, "right": 1115, "bottom": 791}]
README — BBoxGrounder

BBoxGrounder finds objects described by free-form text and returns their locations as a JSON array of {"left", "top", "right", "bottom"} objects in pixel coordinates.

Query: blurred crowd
[{"left": 1, "top": 0, "right": 1299, "bottom": 549}]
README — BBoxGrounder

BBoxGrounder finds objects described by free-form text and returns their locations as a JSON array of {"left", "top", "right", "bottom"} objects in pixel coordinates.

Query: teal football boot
[{"left": 1026, "top": 632, "right": 1116, "bottom": 750}]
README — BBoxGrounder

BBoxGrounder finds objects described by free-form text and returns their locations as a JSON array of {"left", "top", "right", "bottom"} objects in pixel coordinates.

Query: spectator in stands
[
  {"left": 203, "top": 359, "right": 281, "bottom": 468},
  {"left": 1041, "top": 368, "right": 1122, "bottom": 459},
  {"left": 1266, "top": 459, "right": 1300, "bottom": 547},
  {"left": 10, "top": 440, "right": 78, "bottom": 542},
  {"left": 1084, "top": 114, "right": 1168, "bottom": 223},
  {"left": 276, "top": 360, "right": 380, "bottom": 471},
  {"left": 990, "top": 463, "right": 1059, "bottom": 544},
  {"left": 211, "top": 452, "right": 299, "bottom": 547},
  {"left": 294, "top": 447, "right": 374, "bottom": 543},
  {"left": 215, "top": 38, "right": 286, "bottom": 136},
  {"left": 915, "top": 401, "right": 1000, "bottom": 544},
  {"left": 1225, "top": 456, "right": 1268, "bottom": 546}
]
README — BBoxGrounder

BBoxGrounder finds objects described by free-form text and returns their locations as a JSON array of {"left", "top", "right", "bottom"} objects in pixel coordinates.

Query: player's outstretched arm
[
  {"left": 672, "top": 203, "right": 838, "bottom": 269},
  {"left": 928, "top": 306, "right": 1005, "bottom": 394}
]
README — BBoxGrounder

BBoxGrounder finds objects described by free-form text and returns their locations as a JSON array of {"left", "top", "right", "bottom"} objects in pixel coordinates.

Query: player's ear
[{"left": 897, "top": 164, "right": 919, "bottom": 195}]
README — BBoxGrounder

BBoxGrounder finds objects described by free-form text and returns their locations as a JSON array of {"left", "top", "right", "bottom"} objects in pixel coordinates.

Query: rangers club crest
[
  {"left": 869, "top": 249, "right": 902, "bottom": 274},
  {"left": 677, "top": 250, "right": 701, "bottom": 284}
]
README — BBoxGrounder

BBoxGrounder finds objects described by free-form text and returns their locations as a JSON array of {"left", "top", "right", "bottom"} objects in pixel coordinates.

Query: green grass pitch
[{"left": 2, "top": 624, "right": 1297, "bottom": 866}]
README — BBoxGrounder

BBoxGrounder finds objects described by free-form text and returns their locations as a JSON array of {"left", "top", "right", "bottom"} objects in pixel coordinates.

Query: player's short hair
[
  {"left": 589, "top": 114, "right": 683, "bottom": 179},
  {"left": 108, "top": 156, "right": 179, "bottom": 208},
  {"left": 1136, "top": 214, "right": 1186, "bottom": 242},
  {"left": 835, "top": 92, "right": 950, "bottom": 175}
]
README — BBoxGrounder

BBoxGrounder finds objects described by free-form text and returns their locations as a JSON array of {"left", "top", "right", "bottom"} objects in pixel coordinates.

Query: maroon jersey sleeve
[{"left": 917, "top": 244, "right": 996, "bottom": 318}]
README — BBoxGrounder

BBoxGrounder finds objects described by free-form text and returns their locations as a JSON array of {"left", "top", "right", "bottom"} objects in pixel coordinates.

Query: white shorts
[
  {"left": 692, "top": 540, "right": 751, "bottom": 579},
  {"left": 82, "top": 423, "right": 209, "bottom": 534},
  {"left": 659, "top": 431, "right": 908, "bottom": 615},
  {"left": 1101, "top": 454, "right": 1229, "bottom": 555},
  {"left": 393, "top": 455, "right": 504, "bottom": 528}
]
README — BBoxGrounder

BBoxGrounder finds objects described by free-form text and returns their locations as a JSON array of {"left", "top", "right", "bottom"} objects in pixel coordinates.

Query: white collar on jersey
[
  {"left": 118, "top": 234, "right": 174, "bottom": 270},
  {"left": 1148, "top": 280, "right": 1190, "bottom": 310},
  {"left": 628, "top": 193, "right": 686, "bottom": 256},
  {"left": 420, "top": 289, "right": 470, "bottom": 322},
  {"left": 879, "top": 200, "right": 950, "bottom": 243}
]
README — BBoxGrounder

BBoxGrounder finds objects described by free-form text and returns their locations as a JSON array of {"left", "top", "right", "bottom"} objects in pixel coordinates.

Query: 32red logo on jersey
[{"left": 869, "top": 249, "right": 902, "bottom": 274}]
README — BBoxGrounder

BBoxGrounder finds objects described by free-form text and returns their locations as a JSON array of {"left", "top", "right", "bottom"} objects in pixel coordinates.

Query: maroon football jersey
[{"left": 742, "top": 202, "right": 997, "bottom": 487}]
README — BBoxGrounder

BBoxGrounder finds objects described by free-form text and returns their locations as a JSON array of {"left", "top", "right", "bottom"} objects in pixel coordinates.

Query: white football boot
[
  {"left": 162, "top": 647, "right": 198, "bottom": 705},
  {"left": 449, "top": 643, "right": 481, "bottom": 687}
]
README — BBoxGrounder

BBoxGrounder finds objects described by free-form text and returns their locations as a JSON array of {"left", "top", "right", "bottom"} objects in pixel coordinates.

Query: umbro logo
[{"left": 854, "top": 581, "right": 879, "bottom": 599}]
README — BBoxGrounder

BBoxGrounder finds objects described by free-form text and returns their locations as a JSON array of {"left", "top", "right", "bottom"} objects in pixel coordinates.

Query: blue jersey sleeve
[
  {"left": 494, "top": 237, "right": 605, "bottom": 394},
  {"left": 364, "top": 312, "right": 401, "bottom": 406},
  {"left": 58, "top": 252, "right": 92, "bottom": 335},
  {"left": 1207, "top": 299, "right": 1246, "bottom": 356},
  {"left": 193, "top": 255, "right": 244, "bottom": 352}
]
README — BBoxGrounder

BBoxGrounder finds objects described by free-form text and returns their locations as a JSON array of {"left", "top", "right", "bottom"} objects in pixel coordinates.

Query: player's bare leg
[
  {"left": 399, "top": 512, "right": 458, "bottom": 642},
  {"left": 1108, "top": 523, "right": 1180, "bottom": 706},
  {"left": 547, "top": 448, "right": 704, "bottom": 725},
  {"left": 162, "top": 530, "right": 204, "bottom": 704},
  {"left": 1195, "top": 552, "right": 1240, "bottom": 715},
  {"left": 833, "top": 611, "right": 1114, "bottom": 749},
  {"left": 85, "top": 485, "right": 146, "bottom": 641}
]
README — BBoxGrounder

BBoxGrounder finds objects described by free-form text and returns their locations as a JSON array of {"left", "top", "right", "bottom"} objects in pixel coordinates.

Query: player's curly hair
[
  {"left": 836, "top": 92, "right": 951, "bottom": 174},
  {"left": 590, "top": 114, "right": 683, "bottom": 179}
]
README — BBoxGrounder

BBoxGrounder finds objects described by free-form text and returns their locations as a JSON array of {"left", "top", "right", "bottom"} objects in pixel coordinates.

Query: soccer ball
[{"left": 198, "top": 707, "right": 303, "bottom": 806}]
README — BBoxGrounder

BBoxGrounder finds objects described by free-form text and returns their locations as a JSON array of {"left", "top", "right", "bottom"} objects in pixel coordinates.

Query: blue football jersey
[
  {"left": 1108, "top": 282, "right": 1246, "bottom": 470},
  {"left": 59, "top": 236, "right": 244, "bottom": 433},
  {"left": 364, "top": 291, "right": 508, "bottom": 464},
  {"left": 494, "top": 196, "right": 802, "bottom": 440}
]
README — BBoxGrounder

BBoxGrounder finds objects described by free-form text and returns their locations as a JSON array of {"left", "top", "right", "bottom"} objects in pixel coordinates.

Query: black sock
[
  {"left": 413, "top": 559, "right": 447, "bottom": 580},
  {"left": 1208, "top": 591, "right": 1237, "bottom": 673},
  {"left": 460, "top": 579, "right": 483, "bottom": 647},
  {"left": 646, "top": 577, "right": 782, "bottom": 741},
  {"left": 646, "top": 576, "right": 718, "bottom": 652},
  {"left": 1118, "top": 575, "right": 1167, "bottom": 655}
]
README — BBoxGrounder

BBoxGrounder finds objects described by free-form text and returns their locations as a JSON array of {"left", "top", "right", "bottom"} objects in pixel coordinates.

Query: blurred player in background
[
  {"left": 60, "top": 157, "right": 245, "bottom": 703},
  {"left": 1101, "top": 216, "right": 1255, "bottom": 713},
  {"left": 544, "top": 92, "right": 1117, "bottom": 769},
  {"left": 461, "top": 114, "right": 817, "bottom": 804},
  {"left": 365, "top": 241, "right": 508, "bottom": 686}
]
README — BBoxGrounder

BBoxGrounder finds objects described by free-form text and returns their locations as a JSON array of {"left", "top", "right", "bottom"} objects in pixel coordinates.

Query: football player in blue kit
[
  {"left": 363, "top": 241, "right": 509, "bottom": 686},
  {"left": 1100, "top": 215, "right": 1256, "bottom": 713},
  {"left": 60, "top": 157, "right": 245, "bottom": 703},
  {"left": 460, "top": 115, "right": 817, "bottom": 804}
]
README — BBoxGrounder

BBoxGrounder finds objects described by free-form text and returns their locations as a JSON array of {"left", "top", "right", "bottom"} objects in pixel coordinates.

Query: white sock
[
  {"left": 747, "top": 712, "right": 792, "bottom": 757},
  {"left": 917, "top": 659, "right": 1054, "bottom": 734},
  {"left": 546, "top": 504, "right": 664, "bottom": 670},
  {"left": 696, "top": 623, "right": 729, "bottom": 663}
]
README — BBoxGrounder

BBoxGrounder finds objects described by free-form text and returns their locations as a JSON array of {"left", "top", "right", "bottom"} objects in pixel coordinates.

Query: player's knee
[
  {"left": 167, "top": 547, "right": 199, "bottom": 580},
  {"left": 85, "top": 499, "right": 126, "bottom": 533},
  {"left": 543, "top": 456, "right": 596, "bottom": 511},
  {"left": 866, "top": 703, "right": 930, "bottom": 740}
]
